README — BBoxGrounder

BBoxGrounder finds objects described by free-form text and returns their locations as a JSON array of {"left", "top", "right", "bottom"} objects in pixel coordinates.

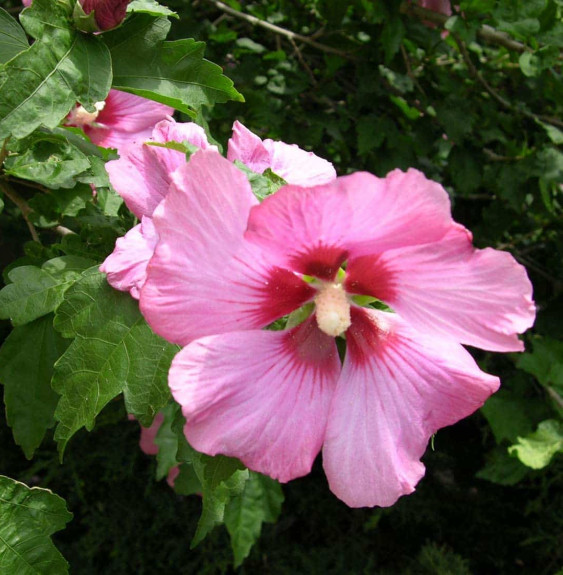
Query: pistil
[{"left": 314, "top": 282, "right": 351, "bottom": 337}]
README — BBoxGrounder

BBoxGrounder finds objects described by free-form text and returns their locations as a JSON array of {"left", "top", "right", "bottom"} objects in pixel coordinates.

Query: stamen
[
  {"left": 314, "top": 282, "right": 351, "bottom": 337},
  {"left": 67, "top": 100, "right": 106, "bottom": 127}
]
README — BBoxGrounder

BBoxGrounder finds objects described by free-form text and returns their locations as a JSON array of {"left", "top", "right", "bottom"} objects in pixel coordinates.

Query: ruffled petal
[
  {"left": 100, "top": 217, "right": 158, "bottom": 299},
  {"left": 227, "top": 120, "right": 272, "bottom": 173},
  {"left": 245, "top": 169, "right": 455, "bottom": 279},
  {"left": 140, "top": 150, "right": 315, "bottom": 345},
  {"left": 227, "top": 121, "right": 336, "bottom": 186},
  {"left": 170, "top": 319, "right": 340, "bottom": 482},
  {"left": 138, "top": 412, "right": 164, "bottom": 456},
  {"left": 346, "top": 226, "right": 535, "bottom": 351},
  {"left": 106, "top": 119, "right": 214, "bottom": 218},
  {"left": 322, "top": 308, "right": 499, "bottom": 508}
]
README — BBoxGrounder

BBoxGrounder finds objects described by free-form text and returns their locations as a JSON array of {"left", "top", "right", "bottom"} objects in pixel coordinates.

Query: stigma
[{"left": 314, "top": 282, "right": 351, "bottom": 337}]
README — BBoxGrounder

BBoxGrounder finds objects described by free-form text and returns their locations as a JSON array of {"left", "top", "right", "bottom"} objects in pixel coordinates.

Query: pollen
[{"left": 314, "top": 282, "right": 351, "bottom": 337}]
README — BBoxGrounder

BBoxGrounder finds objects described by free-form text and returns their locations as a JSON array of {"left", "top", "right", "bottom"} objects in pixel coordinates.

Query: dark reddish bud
[{"left": 80, "top": 0, "right": 131, "bottom": 31}]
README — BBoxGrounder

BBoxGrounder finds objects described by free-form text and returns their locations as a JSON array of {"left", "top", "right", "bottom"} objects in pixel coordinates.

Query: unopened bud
[{"left": 75, "top": 0, "right": 131, "bottom": 32}]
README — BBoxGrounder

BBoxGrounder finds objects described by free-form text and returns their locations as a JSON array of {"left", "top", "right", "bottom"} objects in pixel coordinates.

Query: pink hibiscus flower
[
  {"left": 136, "top": 150, "right": 534, "bottom": 508},
  {"left": 65, "top": 89, "right": 173, "bottom": 152},
  {"left": 100, "top": 119, "right": 336, "bottom": 299}
]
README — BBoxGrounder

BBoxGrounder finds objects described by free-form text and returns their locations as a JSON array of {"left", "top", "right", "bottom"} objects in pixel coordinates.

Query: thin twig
[
  {"left": 402, "top": 3, "right": 530, "bottom": 53},
  {"left": 546, "top": 386, "right": 563, "bottom": 411},
  {"left": 0, "top": 181, "right": 40, "bottom": 242},
  {"left": 400, "top": 43, "right": 426, "bottom": 96},
  {"left": 453, "top": 34, "right": 563, "bottom": 129},
  {"left": 289, "top": 37, "right": 318, "bottom": 85},
  {"left": 202, "top": 0, "right": 356, "bottom": 59}
]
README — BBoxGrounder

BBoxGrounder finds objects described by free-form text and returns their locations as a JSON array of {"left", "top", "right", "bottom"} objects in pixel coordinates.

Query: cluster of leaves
[{"left": 0, "top": 0, "right": 562, "bottom": 572}]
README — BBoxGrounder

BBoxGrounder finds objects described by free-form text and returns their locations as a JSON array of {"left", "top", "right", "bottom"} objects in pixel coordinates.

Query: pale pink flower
[
  {"left": 228, "top": 120, "right": 336, "bottom": 186},
  {"left": 137, "top": 150, "right": 535, "bottom": 507},
  {"left": 22, "top": 0, "right": 32, "bottom": 6},
  {"left": 101, "top": 120, "right": 336, "bottom": 299},
  {"left": 65, "top": 89, "right": 173, "bottom": 153}
]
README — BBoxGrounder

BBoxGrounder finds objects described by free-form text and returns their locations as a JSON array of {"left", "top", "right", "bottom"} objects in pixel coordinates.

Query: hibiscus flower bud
[{"left": 74, "top": 0, "right": 131, "bottom": 32}]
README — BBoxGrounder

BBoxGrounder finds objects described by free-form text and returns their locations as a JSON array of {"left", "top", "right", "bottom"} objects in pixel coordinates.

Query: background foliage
[{"left": 0, "top": 0, "right": 562, "bottom": 573}]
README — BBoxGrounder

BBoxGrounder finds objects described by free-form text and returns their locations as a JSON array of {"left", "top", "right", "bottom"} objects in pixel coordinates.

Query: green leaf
[
  {"left": 224, "top": 472, "right": 284, "bottom": 567},
  {"left": 0, "top": 7, "right": 28, "bottom": 64},
  {"left": 0, "top": 315, "right": 69, "bottom": 459},
  {"left": 536, "top": 120, "right": 563, "bottom": 145},
  {"left": 0, "top": 475, "right": 72, "bottom": 575},
  {"left": 476, "top": 448, "right": 529, "bottom": 486},
  {"left": 234, "top": 161, "right": 287, "bottom": 201},
  {"left": 519, "top": 46, "right": 560, "bottom": 77},
  {"left": 509, "top": 419, "right": 563, "bottom": 469},
  {"left": 127, "top": 0, "right": 178, "bottom": 18},
  {"left": 105, "top": 15, "right": 243, "bottom": 115},
  {"left": 481, "top": 390, "right": 536, "bottom": 444},
  {"left": 0, "top": 256, "right": 95, "bottom": 326},
  {"left": 3, "top": 133, "right": 91, "bottom": 190},
  {"left": 0, "top": 0, "right": 112, "bottom": 140},
  {"left": 173, "top": 412, "right": 248, "bottom": 547},
  {"left": 52, "top": 268, "right": 177, "bottom": 456},
  {"left": 518, "top": 337, "right": 563, "bottom": 391},
  {"left": 154, "top": 402, "right": 180, "bottom": 481}
]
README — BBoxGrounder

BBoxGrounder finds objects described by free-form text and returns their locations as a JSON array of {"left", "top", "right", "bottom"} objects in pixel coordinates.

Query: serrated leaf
[
  {"left": 0, "top": 316, "right": 69, "bottom": 459},
  {"left": 0, "top": 0, "right": 111, "bottom": 140},
  {"left": 0, "top": 7, "right": 29, "bottom": 64},
  {"left": 0, "top": 475, "right": 72, "bottom": 575},
  {"left": 105, "top": 14, "right": 243, "bottom": 115},
  {"left": 52, "top": 268, "right": 176, "bottom": 456},
  {"left": 0, "top": 256, "right": 95, "bottom": 326},
  {"left": 224, "top": 472, "right": 284, "bottom": 567},
  {"left": 127, "top": 0, "right": 178, "bottom": 18},
  {"left": 508, "top": 419, "right": 563, "bottom": 469}
]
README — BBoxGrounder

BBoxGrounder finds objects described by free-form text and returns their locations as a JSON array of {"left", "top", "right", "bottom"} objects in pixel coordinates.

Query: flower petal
[
  {"left": 346, "top": 226, "right": 535, "bottom": 351},
  {"left": 106, "top": 119, "right": 215, "bottom": 218},
  {"left": 100, "top": 216, "right": 158, "bottom": 299},
  {"left": 170, "top": 319, "right": 340, "bottom": 482},
  {"left": 245, "top": 168, "right": 455, "bottom": 278},
  {"left": 227, "top": 121, "right": 336, "bottom": 186},
  {"left": 140, "top": 150, "right": 315, "bottom": 345},
  {"left": 97, "top": 90, "right": 173, "bottom": 136},
  {"left": 323, "top": 308, "right": 499, "bottom": 508}
]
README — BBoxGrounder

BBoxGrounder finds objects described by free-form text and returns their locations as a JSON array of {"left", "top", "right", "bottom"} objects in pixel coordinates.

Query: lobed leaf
[
  {"left": 509, "top": 420, "right": 563, "bottom": 469},
  {"left": 105, "top": 14, "right": 243, "bottom": 115},
  {"left": 0, "top": 0, "right": 111, "bottom": 140},
  {"left": 52, "top": 268, "right": 176, "bottom": 456},
  {"left": 0, "top": 475, "right": 72, "bottom": 575},
  {"left": 0, "top": 256, "right": 95, "bottom": 326}
]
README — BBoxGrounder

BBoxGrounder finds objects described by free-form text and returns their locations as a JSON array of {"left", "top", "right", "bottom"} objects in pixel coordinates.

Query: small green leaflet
[
  {"left": 0, "top": 0, "right": 111, "bottom": 140},
  {"left": 234, "top": 161, "right": 287, "bottom": 201},
  {"left": 509, "top": 420, "right": 563, "bottom": 470},
  {"left": 224, "top": 472, "right": 284, "bottom": 567},
  {"left": 52, "top": 268, "right": 177, "bottom": 457},
  {"left": 0, "top": 315, "right": 69, "bottom": 459},
  {"left": 0, "top": 256, "right": 95, "bottom": 326},
  {"left": 0, "top": 476, "right": 73, "bottom": 575},
  {"left": 0, "top": 7, "right": 28, "bottom": 64},
  {"left": 127, "top": 0, "right": 178, "bottom": 18},
  {"left": 105, "top": 14, "right": 244, "bottom": 115}
]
